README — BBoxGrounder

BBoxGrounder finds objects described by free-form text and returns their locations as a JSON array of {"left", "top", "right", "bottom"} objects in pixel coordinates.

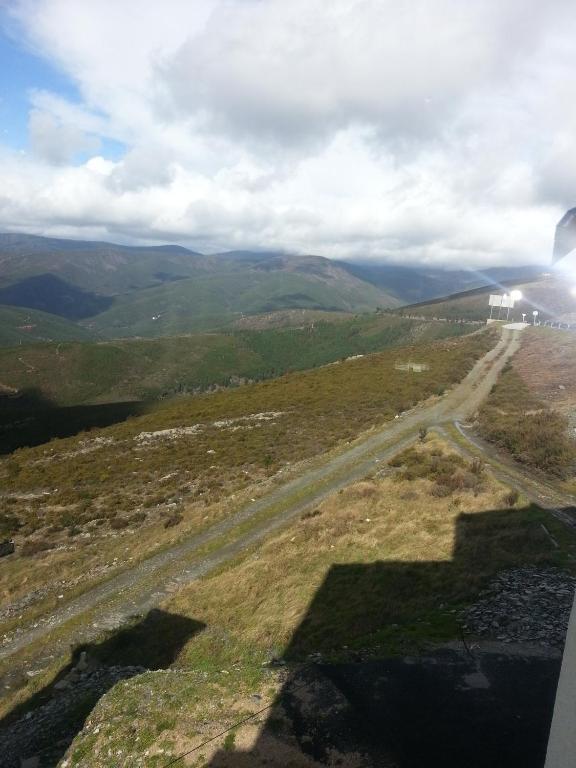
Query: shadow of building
[
  {"left": 0, "top": 609, "right": 205, "bottom": 768},
  {"left": 208, "top": 509, "right": 566, "bottom": 768}
]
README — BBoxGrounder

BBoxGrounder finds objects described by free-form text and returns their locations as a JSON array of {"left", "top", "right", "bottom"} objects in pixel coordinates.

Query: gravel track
[{"left": 0, "top": 329, "right": 528, "bottom": 682}]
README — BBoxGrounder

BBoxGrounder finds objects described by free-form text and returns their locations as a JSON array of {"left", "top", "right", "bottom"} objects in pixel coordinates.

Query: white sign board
[{"left": 489, "top": 294, "right": 515, "bottom": 308}]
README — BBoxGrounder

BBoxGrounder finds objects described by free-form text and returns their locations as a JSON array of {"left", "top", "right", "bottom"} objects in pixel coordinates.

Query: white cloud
[
  {"left": 28, "top": 108, "right": 100, "bottom": 164},
  {"left": 2, "top": 0, "right": 576, "bottom": 266}
]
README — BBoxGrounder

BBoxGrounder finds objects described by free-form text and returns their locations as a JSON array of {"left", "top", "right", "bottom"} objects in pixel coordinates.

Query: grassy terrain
[
  {"left": 512, "top": 327, "right": 576, "bottom": 418},
  {"left": 228, "top": 308, "right": 353, "bottom": 330},
  {"left": 478, "top": 362, "right": 576, "bottom": 478},
  {"left": 476, "top": 326, "right": 576, "bottom": 482},
  {"left": 0, "top": 305, "right": 95, "bottom": 347},
  {"left": 0, "top": 314, "right": 473, "bottom": 406},
  {"left": 0, "top": 331, "right": 494, "bottom": 617},
  {"left": 55, "top": 436, "right": 576, "bottom": 767}
]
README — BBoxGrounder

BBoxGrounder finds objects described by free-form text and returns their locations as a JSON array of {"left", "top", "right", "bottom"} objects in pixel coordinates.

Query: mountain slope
[
  {"left": 82, "top": 262, "right": 400, "bottom": 337},
  {"left": 397, "top": 274, "right": 568, "bottom": 323},
  {"left": 0, "top": 235, "right": 399, "bottom": 330},
  {"left": 0, "top": 305, "right": 95, "bottom": 346},
  {"left": 0, "top": 233, "right": 207, "bottom": 296},
  {"left": 342, "top": 261, "right": 546, "bottom": 304},
  {"left": 0, "top": 314, "right": 472, "bottom": 406}
]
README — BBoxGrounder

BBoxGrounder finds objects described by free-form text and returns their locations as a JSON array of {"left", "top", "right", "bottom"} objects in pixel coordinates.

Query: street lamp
[
  {"left": 532, "top": 310, "right": 539, "bottom": 326},
  {"left": 522, "top": 313, "right": 526, "bottom": 324}
]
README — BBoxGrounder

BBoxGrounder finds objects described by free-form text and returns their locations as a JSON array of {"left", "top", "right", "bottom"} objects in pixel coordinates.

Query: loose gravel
[{"left": 463, "top": 566, "right": 576, "bottom": 648}]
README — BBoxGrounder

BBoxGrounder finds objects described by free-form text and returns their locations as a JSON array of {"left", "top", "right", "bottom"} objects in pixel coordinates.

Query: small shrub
[
  {"left": 431, "top": 484, "right": 452, "bottom": 497},
  {"left": 418, "top": 427, "right": 428, "bottom": 442},
  {"left": 0, "top": 512, "right": 21, "bottom": 538},
  {"left": 110, "top": 517, "right": 131, "bottom": 530},
  {"left": 20, "top": 538, "right": 53, "bottom": 556},
  {"left": 223, "top": 731, "right": 236, "bottom": 751},
  {"left": 164, "top": 513, "right": 183, "bottom": 529},
  {"left": 470, "top": 457, "right": 484, "bottom": 476},
  {"left": 502, "top": 489, "right": 520, "bottom": 507}
]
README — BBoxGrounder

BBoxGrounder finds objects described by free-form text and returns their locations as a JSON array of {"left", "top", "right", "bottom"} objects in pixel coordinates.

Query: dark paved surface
[
  {"left": 303, "top": 651, "right": 560, "bottom": 768},
  {"left": 210, "top": 648, "right": 561, "bottom": 767}
]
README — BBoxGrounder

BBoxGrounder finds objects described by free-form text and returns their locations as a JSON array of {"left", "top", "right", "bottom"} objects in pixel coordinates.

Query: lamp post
[
  {"left": 532, "top": 310, "right": 539, "bottom": 326},
  {"left": 522, "top": 313, "right": 526, "bottom": 324},
  {"left": 498, "top": 295, "right": 508, "bottom": 320}
]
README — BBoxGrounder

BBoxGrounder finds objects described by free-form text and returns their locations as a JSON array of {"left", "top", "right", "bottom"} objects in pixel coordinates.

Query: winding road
[{"left": 2, "top": 325, "right": 574, "bottom": 690}]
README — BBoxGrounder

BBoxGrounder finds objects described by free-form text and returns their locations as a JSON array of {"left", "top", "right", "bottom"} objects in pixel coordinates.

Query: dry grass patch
[
  {"left": 56, "top": 436, "right": 576, "bottom": 767},
  {"left": 0, "top": 332, "right": 495, "bottom": 611},
  {"left": 165, "top": 437, "right": 567, "bottom": 664},
  {"left": 478, "top": 360, "right": 576, "bottom": 478}
]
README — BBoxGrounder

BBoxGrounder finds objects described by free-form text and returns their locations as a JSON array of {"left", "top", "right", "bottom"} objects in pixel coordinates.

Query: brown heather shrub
[
  {"left": 164, "top": 513, "right": 183, "bottom": 529},
  {"left": 110, "top": 517, "right": 131, "bottom": 530},
  {"left": 391, "top": 445, "right": 484, "bottom": 497},
  {"left": 502, "top": 489, "right": 520, "bottom": 507},
  {"left": 20, "top": 538, "right": 53, "bottom": 556},
  {"left": 479, "top": 367, "right": 576, "bottom": 478}
]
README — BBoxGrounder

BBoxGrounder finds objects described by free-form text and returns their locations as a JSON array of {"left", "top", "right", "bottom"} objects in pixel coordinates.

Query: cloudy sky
[{"left": 0, "top": 0, "right": 575, "bottom": 267}]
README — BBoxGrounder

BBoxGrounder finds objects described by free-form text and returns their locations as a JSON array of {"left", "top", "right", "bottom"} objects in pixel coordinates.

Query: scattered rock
[
  {"left": 463, "top": 567, "right": 576, "bottom": 648},
  {"left": 0, "top": 665, "right": 146, "bottom": 768}
]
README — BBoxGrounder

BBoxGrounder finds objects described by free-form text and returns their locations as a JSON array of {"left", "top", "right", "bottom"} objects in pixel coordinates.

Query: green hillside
[
  {"left": 0, "top": 305, "right": 95, "bottom": 346},
  {"left": 0, "top": 314, "right": 474, "bottom": 408},
  {"left": 82, "top": 268, "right": 399, "bottom": 338},
  {"left": 0, "top": 235, "right": 399, "bottom": 329}
]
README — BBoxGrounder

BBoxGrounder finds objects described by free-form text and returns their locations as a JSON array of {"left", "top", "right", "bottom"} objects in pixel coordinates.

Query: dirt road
[{"left": 0, "top": 327, "right": 534, "bottom": 679}]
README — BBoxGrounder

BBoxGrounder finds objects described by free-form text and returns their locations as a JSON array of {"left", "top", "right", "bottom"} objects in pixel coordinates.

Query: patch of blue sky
[
  {"left": 0, "top": 13, "right": 125, "bottom": 163},
  {"left": 0, "top": 15, "right": 76, "bottom": 149},
  {"left": 99, "top": 137, "right": 126, "bottom": 162}
]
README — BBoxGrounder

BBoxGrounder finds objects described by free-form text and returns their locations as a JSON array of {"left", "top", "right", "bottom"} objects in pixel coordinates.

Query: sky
[{"left": 0, "top": 0, "right": 575, "bottom": 267}]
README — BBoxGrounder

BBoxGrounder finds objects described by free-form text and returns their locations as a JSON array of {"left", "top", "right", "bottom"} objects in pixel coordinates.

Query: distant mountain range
[{"left": 0, "top": 233, "right": 547, "bottom": 342}]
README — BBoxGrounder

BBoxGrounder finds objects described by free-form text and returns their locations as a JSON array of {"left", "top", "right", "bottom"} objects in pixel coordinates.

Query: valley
[
  {"left": 1, "top": 235, "right": 575, "bottom": 768},
  {"left": 3, "top": 6, "right": 576, "bottom": 765},
  {"left": 0, "top": 313, "right": 473, "bottom": 410}
]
